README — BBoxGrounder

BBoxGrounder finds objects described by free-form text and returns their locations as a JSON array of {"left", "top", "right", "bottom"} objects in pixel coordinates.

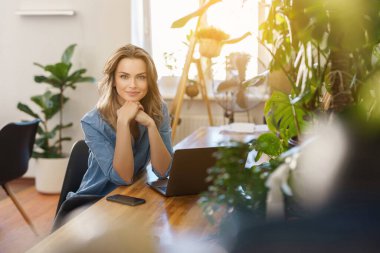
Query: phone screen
[{"left": 106, "top": 194, "right": 146, "bottom": 206}]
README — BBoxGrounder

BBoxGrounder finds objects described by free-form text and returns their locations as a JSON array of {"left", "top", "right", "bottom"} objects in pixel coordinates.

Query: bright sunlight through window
[{"left": 150, "top": 0, "right": 260, "bottom": 81}]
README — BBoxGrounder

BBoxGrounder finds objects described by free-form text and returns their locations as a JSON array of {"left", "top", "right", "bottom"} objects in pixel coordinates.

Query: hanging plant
[{"left": 197, "top": 26, "right": 229, "bottom": 58}]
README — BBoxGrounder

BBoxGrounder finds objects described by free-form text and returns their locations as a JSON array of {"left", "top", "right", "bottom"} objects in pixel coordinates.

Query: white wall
[{"left": 0, "top": 0, "right": 132, "bottom": 154}]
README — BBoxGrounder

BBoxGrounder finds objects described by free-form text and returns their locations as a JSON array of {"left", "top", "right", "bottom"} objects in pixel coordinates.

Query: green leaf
[
  {"left": 61, "top": 44, "right": 76, "bottom": 64},
  {"left": 36, "top": 125, "right": 44, "bottom": 135},
  {"left": 34, "top": 62, "right": 45, "bottom": 69},
  {"left": 53, "top": 137, "right": 72, "bottom": 147},
  {"left": 30, "top": 91, "right": 68, "bottom": 120},
  {"left": 17, "top": 102, "right": 40, "bottom": 119},
  {"left": 51, "top": 123, "right": 73, "bottom": 134},
  {"left": 264, "top": 91, "right": 310, "bottom": 141},
  {"left": 66, "top": 69, "right": 95, "bottom": 87},
  {"left": 44, "top": 62, "right": 72, "bottom": 82},
  {"left": 33, "top": 151, "right": 63, "bottom": 159},
  {"left": 60, "top": 122, "right": 73, "bottom": 129},
  {"left": 255, "top": 150, "right": 263, "bottom": 162},
  {"left": 77, "top": 76, "right": 95, "bottom": 83},
  {"left": 34, "top": 75, "right": 63, "bottom": 89},
  {"left": 255, "top": 132, "right": 283, "bottom": 157},
  {"left": 39, "top": 128, "right": 57, "bottom": 139},
  {"left": 67, "top": 69, "right": 86, "bottom": 81}
]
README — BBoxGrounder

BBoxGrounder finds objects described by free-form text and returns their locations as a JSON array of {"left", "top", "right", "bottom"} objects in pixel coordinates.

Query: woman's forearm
[
  {"left": 147, "top": 124, "right": 172, "bottom": 177},
  {"left": 113, "top": 122, "right": 135, "bottom": 183}
]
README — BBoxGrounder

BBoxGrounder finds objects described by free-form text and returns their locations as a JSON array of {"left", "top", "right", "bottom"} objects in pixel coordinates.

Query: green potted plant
[
  {"left": 17, "top": 44, "right": 95, "bottom": 193},
  {"left": 200, "top": 0, "right": 380, "bottom": 224},
  {"left": 259, "top": 0, "right": 380, "bottom": 219},
  {"left": 158, "top": 51, "right": 182, "bottom": 101},
  {"left": 260, "top": 0, "right": 380, "bottom": 145}
]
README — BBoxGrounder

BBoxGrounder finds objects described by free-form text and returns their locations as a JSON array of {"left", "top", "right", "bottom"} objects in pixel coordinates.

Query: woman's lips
[{"left": 126, "top": 92, "right": 140, "bottom": 96}]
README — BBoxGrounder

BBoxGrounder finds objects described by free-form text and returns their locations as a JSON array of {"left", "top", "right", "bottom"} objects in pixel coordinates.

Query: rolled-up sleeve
[
  {"left": 151, "top": 103, "right": 174, "bottom": 179},
  {"left": 81, "top": 121, "right": 131, "bottom": 186}
]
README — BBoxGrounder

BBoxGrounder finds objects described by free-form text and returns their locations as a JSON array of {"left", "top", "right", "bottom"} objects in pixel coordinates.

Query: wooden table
[{"left": 28, "top": 126, "right": 262, "bottom": 253}]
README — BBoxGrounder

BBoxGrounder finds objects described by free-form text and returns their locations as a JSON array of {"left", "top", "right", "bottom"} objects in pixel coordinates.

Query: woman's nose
[{"left": 128, "top": 78, "right": 137, "bottom": 87}]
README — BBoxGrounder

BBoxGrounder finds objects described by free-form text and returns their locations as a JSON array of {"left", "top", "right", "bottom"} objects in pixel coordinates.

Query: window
[
  {"left": 149, "top": 0, "right": 263, "bottom": 81},
  {"left": 150, "top": 0, "right": 198, "bottom": 78}
]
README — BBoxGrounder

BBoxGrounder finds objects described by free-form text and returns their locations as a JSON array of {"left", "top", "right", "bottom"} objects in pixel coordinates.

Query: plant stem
[
  {"left": 258, "top": 38, "right": 296, "bottom": 89},
  {"left": 43, "top": 116, "right": 49, "bottom": 156},
  {"left": 59, "top": 87, "right": 64, "bottom": 155},
  {"left": 330, "top": 49, "right": 354, "bottom": 112},
  {"left": 289, "top": 95, "right": 301, "bottom": 140},
  {"left": 312, "top": 52, "right": 331, "bottom": 111}
]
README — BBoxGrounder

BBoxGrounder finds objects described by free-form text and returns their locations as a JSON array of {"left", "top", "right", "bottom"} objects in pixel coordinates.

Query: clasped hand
[{"left": 117, "top": 101, "right": 153, "bottom": 127}]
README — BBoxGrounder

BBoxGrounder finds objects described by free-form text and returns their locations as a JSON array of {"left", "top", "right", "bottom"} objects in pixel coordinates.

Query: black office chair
[
  {"left": 0, "top": 119, "right": 40, "bottom": 235},
  {"left": 52, "top": 140, "right": 101, "bottom": 232}
]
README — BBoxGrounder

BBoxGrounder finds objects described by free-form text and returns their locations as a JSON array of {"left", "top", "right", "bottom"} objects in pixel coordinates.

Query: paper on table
[
  {"left": 220, "top": 123, "right": 269, "bottom": 134},
  {"left": 221, "top": 123, "right": 255, "bottom": 134},
  {"left": 254, "top": 124, "right": 269, "bottom": 132}
]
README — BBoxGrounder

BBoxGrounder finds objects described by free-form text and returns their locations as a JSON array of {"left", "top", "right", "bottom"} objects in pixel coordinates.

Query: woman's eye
[
  {"left": 120, "top": 75, "right": 128, "bottom": 79},
  {"left": 137, "top": 75, "right": 146, "bottom": 80}
]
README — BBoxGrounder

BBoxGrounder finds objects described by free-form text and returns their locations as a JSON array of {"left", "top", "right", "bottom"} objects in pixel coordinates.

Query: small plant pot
[{"left": 199, "top": 39, "right": 223, "bottom": 58}]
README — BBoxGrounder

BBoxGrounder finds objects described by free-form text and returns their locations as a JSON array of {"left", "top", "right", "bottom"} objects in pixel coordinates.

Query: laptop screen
[{"left": 147, "top": 147, "right": 218, "bottom": 196}]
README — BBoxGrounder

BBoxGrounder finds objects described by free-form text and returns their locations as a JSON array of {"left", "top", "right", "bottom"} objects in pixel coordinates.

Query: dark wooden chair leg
[{"left": 2, "top": 183, "right": 39, "bottom": 236}]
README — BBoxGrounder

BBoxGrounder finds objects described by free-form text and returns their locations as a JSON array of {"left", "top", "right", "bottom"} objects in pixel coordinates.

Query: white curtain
[{"left": 131, "top": 0, "right": 152, "bottom": 54}]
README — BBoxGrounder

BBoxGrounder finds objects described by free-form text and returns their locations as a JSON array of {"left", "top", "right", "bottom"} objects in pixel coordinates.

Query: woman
[{"left": 67, "top": 44, "right": 173, "bottom": 198}]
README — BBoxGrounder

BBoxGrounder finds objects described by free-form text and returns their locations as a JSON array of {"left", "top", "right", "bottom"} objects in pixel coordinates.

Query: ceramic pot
[
  {"left": 199, "top": 39, "right": 222, "bottom": 58},
  {"left": 32, "top": 157, "right": 69, "bottom": 194}
]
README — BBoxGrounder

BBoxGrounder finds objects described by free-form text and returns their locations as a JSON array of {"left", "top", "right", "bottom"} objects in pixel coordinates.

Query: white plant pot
[
  {"left": 32, "top": 157, "right": 69, "bottom": 194},
  {"left": 158, "top": 76, "right": 180, "bottom": 98}
]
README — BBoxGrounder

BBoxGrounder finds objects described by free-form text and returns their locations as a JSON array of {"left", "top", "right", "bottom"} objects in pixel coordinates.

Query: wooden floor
[{"left": 0, "top": 178, "right": 59, "bottom": 253}]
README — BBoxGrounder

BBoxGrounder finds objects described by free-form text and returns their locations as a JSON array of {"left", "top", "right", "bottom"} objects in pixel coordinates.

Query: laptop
[{"left": 147, "top": 147, "right": 218, "bottom": 197}]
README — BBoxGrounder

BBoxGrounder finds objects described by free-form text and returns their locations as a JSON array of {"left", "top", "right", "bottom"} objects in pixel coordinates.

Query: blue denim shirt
[{"left": 67, "top": 102, "right": 173, "bottom": 199}]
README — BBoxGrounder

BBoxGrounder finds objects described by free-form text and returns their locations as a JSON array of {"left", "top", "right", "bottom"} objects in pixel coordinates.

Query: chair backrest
[
  {"left": 55, "top": 140, "right": 89, "bottom": 215},
  {"left": 0, "top": 119, "right": 40, "bottom": 185}
]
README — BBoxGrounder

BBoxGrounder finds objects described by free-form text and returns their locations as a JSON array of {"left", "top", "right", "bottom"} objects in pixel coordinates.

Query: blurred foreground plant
[{"left": 199, "top": 138, "right": 283, "bottom": 223}]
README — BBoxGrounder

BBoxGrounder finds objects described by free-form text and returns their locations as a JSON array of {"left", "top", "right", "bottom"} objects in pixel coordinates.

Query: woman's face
[{"left": 114, "top": 58, "right": 148, "bottom": 103}]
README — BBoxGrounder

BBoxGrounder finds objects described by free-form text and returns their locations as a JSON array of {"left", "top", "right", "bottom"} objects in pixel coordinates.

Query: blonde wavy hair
[{"left": 97, "top": 44, "right": 163, "bottom": 130}]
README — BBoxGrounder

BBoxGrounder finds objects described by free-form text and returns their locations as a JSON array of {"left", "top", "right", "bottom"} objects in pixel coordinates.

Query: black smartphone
[{"left": 106, "top": 194, "right": 146, "bottom": 206}]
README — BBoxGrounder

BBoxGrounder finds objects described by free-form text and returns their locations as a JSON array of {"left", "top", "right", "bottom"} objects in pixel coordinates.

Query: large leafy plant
[
  {"left": 17, "top": 44, "right": 94, "bottom": 158},
  {"left": 258, "top": 0, "right": 380, "bottom": 146},
  {"left": 200, "top": 0, "right": 380, "bottom": 223},
  {"left": 251, "top": 0, "right": 380, "bottom": 199}
]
